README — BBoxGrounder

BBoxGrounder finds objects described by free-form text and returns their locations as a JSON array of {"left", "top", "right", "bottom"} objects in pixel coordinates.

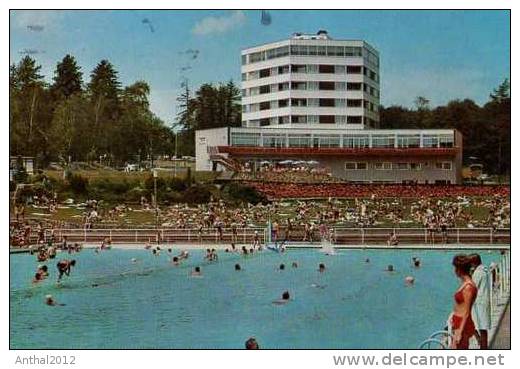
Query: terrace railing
[{"left": 33, "top": 227, "right": 510, "bottom": 246}]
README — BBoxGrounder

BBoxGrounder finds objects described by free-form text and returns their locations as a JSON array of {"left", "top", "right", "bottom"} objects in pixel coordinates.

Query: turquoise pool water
[{"left": 10, "top": 247, "right": 501, "bottom": 349}]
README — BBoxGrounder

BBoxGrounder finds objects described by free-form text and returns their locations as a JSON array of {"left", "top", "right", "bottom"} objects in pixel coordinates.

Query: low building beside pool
[{"left": 195, "top": 126, "right": 463, "bottom": 184}]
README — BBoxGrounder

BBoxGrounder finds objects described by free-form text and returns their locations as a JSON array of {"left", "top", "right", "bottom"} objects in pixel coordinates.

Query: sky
[{"left": 10, "top": 10, "right": 510, "bottom": 124}]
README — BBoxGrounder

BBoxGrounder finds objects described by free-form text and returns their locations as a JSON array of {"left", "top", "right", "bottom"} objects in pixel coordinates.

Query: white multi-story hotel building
[
  {"left": 196, "top": 31, "right": 463, "bottom": 184},
  {"left": 240, "top": 30, "right": 380, "bottom": 129}
]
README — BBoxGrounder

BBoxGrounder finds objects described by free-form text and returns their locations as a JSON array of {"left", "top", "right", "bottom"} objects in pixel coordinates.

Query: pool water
[{"left": 10, "top": 247, "right": 501, "bottom": 349}]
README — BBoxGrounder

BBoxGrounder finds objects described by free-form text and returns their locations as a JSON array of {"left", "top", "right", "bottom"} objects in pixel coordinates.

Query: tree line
[
  {"left": 10, "top": 55, "right": 175, "bottom": 167},
  {"left": 9, "top": 54, "right": 510, "bottom": 175},
  {"left": 379, "top": 79, "right": 510, "bottom": 175}
]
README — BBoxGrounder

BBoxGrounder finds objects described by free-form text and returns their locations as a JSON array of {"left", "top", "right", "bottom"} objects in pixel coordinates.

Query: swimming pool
[{"left": 10, "top": 247, "right": 501, "bottom": 349}]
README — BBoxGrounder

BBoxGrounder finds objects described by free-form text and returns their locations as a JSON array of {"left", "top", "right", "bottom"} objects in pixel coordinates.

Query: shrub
[
  {"left": 183, "top": 184, "right": 211, "bottom": 204},
  {"left": 223, "top": 183, "right": 268, "bottom": 205},
  {"left": 68, "top": 173, "right": 89, "bottom": 195}
]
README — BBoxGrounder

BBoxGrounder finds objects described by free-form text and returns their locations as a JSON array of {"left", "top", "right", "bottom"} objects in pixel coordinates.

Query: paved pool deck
[{"left": 490, "top": 301, "right": 511, "bottom": 349}]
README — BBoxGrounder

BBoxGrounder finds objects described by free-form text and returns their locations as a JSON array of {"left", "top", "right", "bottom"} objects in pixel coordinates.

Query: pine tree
[{"left": 51, "top": 54, "right": 83, "bottom": 100}]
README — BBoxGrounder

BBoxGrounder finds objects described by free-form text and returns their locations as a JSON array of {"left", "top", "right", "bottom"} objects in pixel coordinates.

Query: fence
[
  {"left": 44, "top": 227, "right": 268, "bottom": 245},
  {"left": 37, "top": 227, "right": 510, "bottom": 246}
]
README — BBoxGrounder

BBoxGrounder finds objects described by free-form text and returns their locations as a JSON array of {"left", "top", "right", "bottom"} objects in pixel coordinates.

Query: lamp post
[{"left": 153, "top": 169, "right": 159, "bottom": 231}]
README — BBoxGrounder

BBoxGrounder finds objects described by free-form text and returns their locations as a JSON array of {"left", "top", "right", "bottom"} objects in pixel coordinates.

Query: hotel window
[
  {"left": 319, "top": 115, "right": 335, "bottom": 124},
  {"left": 335, "top": 99, "right": 346, "bottom": 107},
  {"left": 319, "top": 98, "right": 335, "bottom": 107},
  {"left": 374, "top": 162, "right": 392, "bottom": 170},
  {"left": 307, "top": 81, "right": 319, "bottom": 90},
  {"left": 278, "top": 65, "right": 290, "bottom": 74},
  {"left": 260, "top": 101, "right": 270, "bottom": 111},
  {"left": 345, "top": 47, "right": 362, "bottom": 57},
  {"left": 291, "top": 115, "right": 307, "bottom": 124},
  {"left": 266, "top": 48, "right": 276, "bottom": 60},
  {"left": 308, "top": 98, "right": 319, "bottom": 107},
  {"left": 241, "top": 55, "right": 247, "bottom": 65},
  {"left": 276, "top": 46, "right": 289, "bottom": 57},
  {"left": 315, "top": 135, "right": 341, "bottom": 148},
  {"left": 288, "top": 134, "right": 312, "bottom": 147},
  {"left": 423, "top": 135, "right": 439, "bottom": 148},
  {"left": 343, "top": 135, "right": 369, "bottom": 148},
  {"left": 347, "top": 66, "right": 362, "bottom": 74},
  {"left": 372, "top": 135, "right": 395, "bottom": 148},
  {"left": 307, "top": 115, "right": 320, "bottom": 124},
  {"left": 259, "top": 85, "right": 271, "bottom": 94},
  {"left": 336, "top": 115, "right": 347, "bottom": 124},
  {"left": 259, "top": 68, "right": 271, "bottom": 78},
  {"left": 249, "top": 51, "right": 265, "bottom": 63},
  {"left": 262, "top": 134, "right": 286, "bottom": 147},
  {"left": 248, "top": 71, "right": 259, "bottom": 80},
  {"left": 241, "top": 89, "right": 247, "bottom": 97},
  {"left": 278, "top": 82, "right": 290, "bottom": 91},
  {"left": 335, "top": 65, "right": 346, "bottom": 74},
  {"left": 397, "top": 135, "right": 421, "bottom": 148},
  {"left": 410, "top": 163, "right": 422, "bottom": 171},
  {"left": 278, "top": 99, "right": 289, "bottom": 108},
  {"left": 307, "top": 64, "right": 319, "bottom": 74},
  {"left": 278, "top": 116, "right": 290, "bottom": 124},
  {"left": 347, "top": 116, "right": 363, "bottom": 124},
  {"left": 436, "top": 162, "right": 452, "bottom": 170},
  {"left": 319, "top": 81, "right": 335, "bottom": 90},
  {"left": 291, "top": 98, "right": 307, "bottom": 107},
  {"left": 291, "top": 64, "right": 307, "bottom": 73},
  {"left": 317, "top": 46, "right": 327, "bottom": 56},
  {"left": 319, "top": 64, "right": 335, "bottom": 74},
  {"left": 346, "top": 162, "right": 368, "bottom": 170},
  {"left": 249, "top": 103, "right": 259, "bottom": 112},
  {"left": 347, "top": 82, "right": 362, "bottom": 90},
  {"left": 347, "top": 99, "right": 362, "bottom": 107},
  {"left": 297, "top": 45, "right": 309, "bottom": 55},
  {"left": 308, "top": 45, "right": 317, "bottom": 55},
  {"left": 328, "top": 46, "right": 345, "bottom": 57},
  {"left": 260, "top": 118, "right": 270, "bottom": 126},
  {"left": 335, "top": 82, "right": 346, "bottom": 90},
  {"left": 439, "top": 135, "right": 454, "bottom": 147},
  {"left": 291, "top": 81, "right": 307, "bottom": 90},
  {"left": 231, "top": 132, "right": 261, "bottom": 146},
  {"left": 241, "top": 73, "right": 247, "bottom": 81},
  {"left": 393, "top": 163, "right": 409, "bottom": 170}
]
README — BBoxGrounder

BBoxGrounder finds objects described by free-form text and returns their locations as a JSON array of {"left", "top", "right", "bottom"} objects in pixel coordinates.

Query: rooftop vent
[{"left": 317, "top": 30, "right": 328, "bottom": 35}]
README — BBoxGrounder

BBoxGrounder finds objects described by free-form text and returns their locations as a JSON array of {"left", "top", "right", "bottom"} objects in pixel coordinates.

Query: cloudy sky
[{"left": 10, "top": 10, "right": 510, "bottom": 123}]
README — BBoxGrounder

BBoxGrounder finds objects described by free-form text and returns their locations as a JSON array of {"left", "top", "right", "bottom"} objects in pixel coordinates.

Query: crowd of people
[{"left": 245, "top": 182, "right": 510, "bottom": 200}]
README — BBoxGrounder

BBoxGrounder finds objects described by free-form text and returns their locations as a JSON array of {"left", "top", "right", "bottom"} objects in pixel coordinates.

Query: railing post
[
  {"left": 424, "top": 229, "right": 427, "bottom": 244},
  {"left": 243, "top": 229, "right": 246, "bottom": 244},
  {"left": 135, "top": 230, "right": 138, "bottom": 243},
  {"left": 456, "top": 229, "right": 460, "bottom": 244},
  {"left": 490, "top": 228, "right": 493, "bottom": 244},
  {"left": 489, "top": 269, "right": 494, "bottom": 320},
  {"left": 84, "top": 228, "right": 87, "bottom": 243},
  {"left": 110, "top": 229, "right": 112, "bottom": 242},
  {"left": 361, "top": 228, "right": 365, "bottom": 245},
  {"left": 188, "top": 229, "right": 191, "bottom": 242}
]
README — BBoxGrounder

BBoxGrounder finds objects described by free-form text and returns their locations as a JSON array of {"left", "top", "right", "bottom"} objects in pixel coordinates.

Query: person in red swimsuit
[{"left": 450, "top": 254, "right": 478, "bottom": 349}]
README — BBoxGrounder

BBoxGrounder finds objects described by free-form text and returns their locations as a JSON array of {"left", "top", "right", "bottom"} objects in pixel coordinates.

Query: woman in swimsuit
[{"left": 450, "top": 254, "right": 478, "bottom": 349}]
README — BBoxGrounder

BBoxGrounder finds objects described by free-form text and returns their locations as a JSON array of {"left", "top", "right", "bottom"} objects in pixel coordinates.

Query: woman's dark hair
[
  {"left": 282, "top": 291, "right": 290, "bottom": 300},
  {"left": 195, "top": 266, "right": 201, "bottom": 272},
  {"left": 40, "top": 265, "right": 48, "bottom": 271},
  {"left": 245, "top": 337, "right": 259, "bottom": 349},
  {"left": 319, "top": 263, "right": 325, "bottom": 269},
  {"left": 173, "top": 256, "right": 179, "bottom": 262},
  {"left": 452, "top": 254, "right": 472, "bottom": 275},
  {"left": 468, "top": 253, "right": 482, "bottom": 267},
  {"left": 279, "top": 264, "right": 285, "bottom": 270},
  {"left": 235, "top": 264, "right": 241, "bottom": 271}
]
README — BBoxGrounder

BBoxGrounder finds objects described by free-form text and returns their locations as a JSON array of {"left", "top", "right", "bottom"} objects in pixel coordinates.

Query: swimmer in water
[
  {"left": 57, "top": 259, "right": 76, "bottom": 281},
  {"left": 245, "top": 337, "right": 259, "bottom": 349},
  {"left": 386, "top": 264, "right": 395, "bottom": 272},
  {"left": 273, "top": 290, "right": 291, "bottom": 305},
  {"left": 131, "top": 258, "right": 137, "bottom": 263},
  {"left": 412, "top": 257, "right": 421, "bottom": 268},
  {"left": 318, "top": 263, "right": 326, "bottom": 273},
  {"left": 235, "top": 263, "right": 241, "bottom": 271},
  {"left": 191, "top": 266, "right": 202, "bottom": 277},
  {"left": 405, "top": 276, "right": 415, "bottom": 285},
  {"left": 172, "top": 256, "right": 180, "bottom": 266},
  {"left": 365, "top": 258, "right": 370, "bottom": 263},
  {"left": 45, "top": 294, "right": 65, "bottom": 306},
  {"left": 279, "top": 263, "right": 285, "bottom": 270},
  {"left": 292, "top": 262, "right": 298, "bottom": 268}
]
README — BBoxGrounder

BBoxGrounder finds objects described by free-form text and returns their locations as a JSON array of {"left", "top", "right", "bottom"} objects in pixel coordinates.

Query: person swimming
[
  {"left": 45, "top": 294, "right": 65, "bottom": 306},
  {"left": 235, "top": 263, "right": 241, "bottom": 271},
  {"left": 318, "top": 263, "right": 326, "bottom": 273},
  {"left": 365, "top": 258, "right": 370, "bottom": 263},
  {"left": 172, "top": 256, "right": 180, "bottom": 266},
  {"left": 57, "top": 259, "right": 76, "bottom": 281},
  {"left": 386, "top": 264, "right": 394, "bottom": 272},
  {"left": 412, "top": 257, "right": 421, "bottom": 267},
  {"left": 245, "top": 337, "right": 259, "bottom": 349},
  {"left": 191, "top": 266, "right": 202, "bottom": 277},
  {"left": 272, "top": 290, "right": 291, "bottom": 305},
  {"left": 279, "top": 263, "right": 285, "bottom": 270},
  {"left": 405, "top": 276, "right": 415, "bottom": 285},
  {"left": 292, "top": 262, "right": 298, "bottom": 268}
]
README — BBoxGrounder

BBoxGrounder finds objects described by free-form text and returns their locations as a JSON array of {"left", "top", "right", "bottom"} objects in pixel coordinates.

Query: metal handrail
[{"left": 419, "top": 338, "right": 447, "bottom": 349}]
